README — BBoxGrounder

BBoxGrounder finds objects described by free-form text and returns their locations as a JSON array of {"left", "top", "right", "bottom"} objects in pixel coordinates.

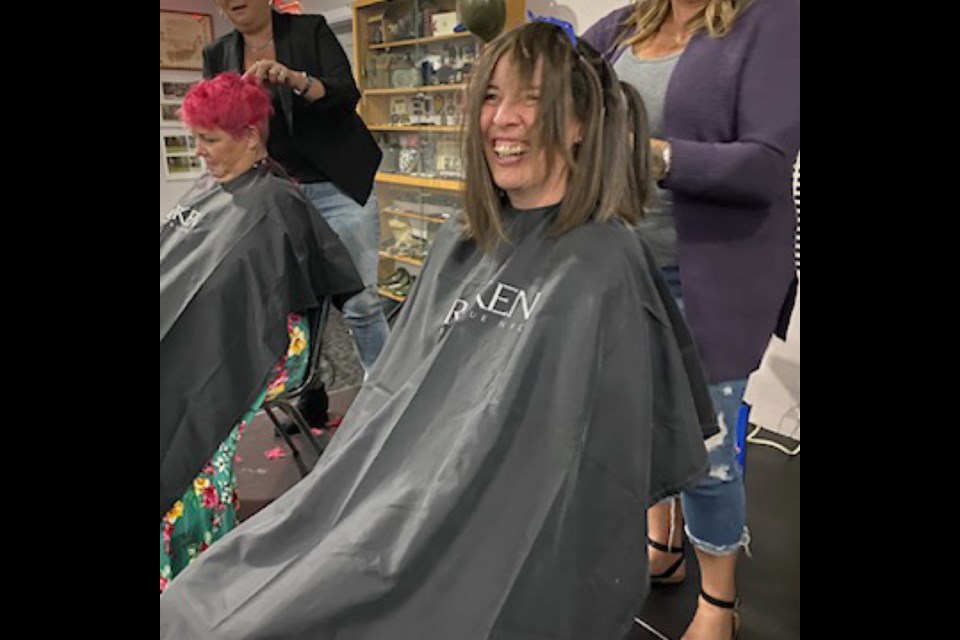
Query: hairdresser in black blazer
[{"left": 204, "top": 1, "right": 390, "bottom": 379}]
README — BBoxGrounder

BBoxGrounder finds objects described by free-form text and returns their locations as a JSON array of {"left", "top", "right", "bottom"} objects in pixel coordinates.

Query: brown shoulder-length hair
[
  {"left": 461, "top": 22, "right": 649, "bottom": 252},
  {"left": 620, "top": 0, "right": 757, "bottom": 49}
]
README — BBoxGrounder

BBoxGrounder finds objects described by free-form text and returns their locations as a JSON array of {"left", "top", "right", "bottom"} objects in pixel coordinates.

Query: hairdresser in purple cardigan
[{"left": 583, "top": 1, "right": 799, "bottom": 638}]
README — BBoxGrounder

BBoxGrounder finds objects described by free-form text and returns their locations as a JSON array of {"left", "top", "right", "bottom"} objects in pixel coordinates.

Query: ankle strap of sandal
[
  {"left": 701, "top": 590, "right": 739, "bottom": 610},
  {"left": 648, "top": 538, "right": 684, "bottom": 554}
]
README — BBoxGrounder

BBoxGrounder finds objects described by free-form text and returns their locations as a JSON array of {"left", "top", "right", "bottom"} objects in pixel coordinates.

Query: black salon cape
[
  {"left": 160, "top": 205, "right": 715, "bottom": 640},
  {"left": 160, "top": 163, "right": 362, "bottom": 519}
]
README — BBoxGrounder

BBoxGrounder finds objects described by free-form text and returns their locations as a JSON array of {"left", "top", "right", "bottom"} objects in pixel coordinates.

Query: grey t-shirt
[{"left": 614, "top": 48, "right": 681, "bottom": 268}]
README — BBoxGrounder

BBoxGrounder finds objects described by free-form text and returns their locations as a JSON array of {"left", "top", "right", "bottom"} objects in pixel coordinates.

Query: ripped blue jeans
[{"left": 662, "top": 266, "right": 750, "bottom": 557}]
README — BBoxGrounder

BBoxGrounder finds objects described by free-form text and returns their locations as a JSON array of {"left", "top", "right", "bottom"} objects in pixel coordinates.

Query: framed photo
[
  {"left": 161, "top": 80, "right": 195, "bottom": 101},
  {"left": 160, "top": 101, "right": 182, "bottom": 126},
  {"left": 159, "top": 73, "right": 199, "bottom": 127},
  {"left": 161, "top": 131, "right": 204, "bottom": 181},
  {"left": 160, "top": 10, "right": 213, "bottom": 71}
]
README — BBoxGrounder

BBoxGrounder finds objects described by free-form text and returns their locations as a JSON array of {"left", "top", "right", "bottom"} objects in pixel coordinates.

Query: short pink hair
[{"left": 180, "top": 72, "right": 273, "bottom": 140}]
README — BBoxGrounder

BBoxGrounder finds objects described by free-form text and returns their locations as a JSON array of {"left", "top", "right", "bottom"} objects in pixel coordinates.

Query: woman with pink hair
[
  {"left": 205, "top": 1, "right": 389, "bottom": 380},
  {"left": 159, "top": 72, "right": 361, "bottom": 594}
]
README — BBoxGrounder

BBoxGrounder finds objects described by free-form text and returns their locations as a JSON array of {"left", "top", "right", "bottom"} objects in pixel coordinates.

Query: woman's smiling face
[{"left": 479, "top": 53, "right": 582, "bottom": 209}]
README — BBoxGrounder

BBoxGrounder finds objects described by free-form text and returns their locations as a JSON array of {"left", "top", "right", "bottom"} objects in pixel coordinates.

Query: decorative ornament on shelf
[{"left": 456, "top": 0, "right": 506, "bottom": 43}]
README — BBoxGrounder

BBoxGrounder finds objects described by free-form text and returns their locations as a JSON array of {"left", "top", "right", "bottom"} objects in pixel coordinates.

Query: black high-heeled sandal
[
  {"left": 648, "top": 538, "right": 686, "bottom": 586},
  {"left": 700, "top": 590, "right": 741, "bottom": 640}
]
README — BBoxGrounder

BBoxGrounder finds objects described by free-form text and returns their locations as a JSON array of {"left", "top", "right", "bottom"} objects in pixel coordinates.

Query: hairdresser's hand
[
  {"left": 244, "top": 59, "right": 298, "bottom": 90},
  {"left": 651, "top": 138, "right": 672, "bottom": 181}
]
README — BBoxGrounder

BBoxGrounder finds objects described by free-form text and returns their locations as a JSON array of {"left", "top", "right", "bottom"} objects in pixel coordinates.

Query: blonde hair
[
  {"left": 461, "top": 22, "right": 649, "bottom": 252},
  {"left": 621, "top": 0, "right": 757, "bottom": 49}
]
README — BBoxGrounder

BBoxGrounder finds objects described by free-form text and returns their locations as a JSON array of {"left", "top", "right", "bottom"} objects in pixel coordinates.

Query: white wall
[
  {"left": 526, "top": 0, "right": 627, "bottom": 34},
  {"left": 300, "top": 0, "right": 353, "bottom": 22}
]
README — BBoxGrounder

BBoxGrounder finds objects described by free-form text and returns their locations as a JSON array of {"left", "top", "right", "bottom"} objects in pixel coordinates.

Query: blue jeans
[
  {"left": 301, "top": 183, "right": 390, "bottom": 372},
  {"left": 662, "top": 266, "right": 750, "bottom": 556}
]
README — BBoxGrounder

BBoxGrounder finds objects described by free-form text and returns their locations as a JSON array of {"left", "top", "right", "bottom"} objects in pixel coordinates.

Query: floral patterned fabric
[{"left": 160, "top": 314, "right": 309, "bottom": 594}]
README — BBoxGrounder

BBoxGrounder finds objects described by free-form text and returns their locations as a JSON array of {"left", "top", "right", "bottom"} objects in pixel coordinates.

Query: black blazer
[{"left": 203, "top": 11, "right": 382, "bottom": 206}]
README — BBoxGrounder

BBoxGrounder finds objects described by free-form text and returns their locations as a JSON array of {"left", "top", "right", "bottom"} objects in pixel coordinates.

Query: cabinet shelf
[
  {"left": 379, "top": 251, "right": 425, "bottom": 267},
  {"left": 369, "top": 32, "right": 474, "bottom": 50},
  {"left": 356, "top": 0, "right": 525, "bottom": 294},
  {"left": 376, "top": 172, "right": 464, "bottom": 191},
  {"left": 364, "top": 84, "right": 466, "bottom": 96},
  {"left": 382, "top": 207, "right": 448, "bottom": 224},
  {"left": 377, "top": 287, "right": 408, "bottom": 302},
  {"left": 368, "top": 124, "right": 463, "bottom": 133}
]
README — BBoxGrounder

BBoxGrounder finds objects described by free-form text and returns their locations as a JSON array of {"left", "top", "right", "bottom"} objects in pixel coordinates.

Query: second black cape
[
  {"left": 160, "top": 205, "right": 715, "bottom": 639},
  {"left": 159, "top": 163, "right": 362, "bottom": 519}
]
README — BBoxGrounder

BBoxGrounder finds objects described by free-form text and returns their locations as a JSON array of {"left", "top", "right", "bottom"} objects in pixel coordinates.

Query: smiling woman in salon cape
[{"left": 160, "top": 23, "right": 715, "bottom": 640}]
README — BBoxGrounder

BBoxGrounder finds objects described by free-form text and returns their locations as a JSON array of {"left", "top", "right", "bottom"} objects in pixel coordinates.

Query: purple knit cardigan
[{"left": 582, "top": 0, "right": 801, "bottom": 383}]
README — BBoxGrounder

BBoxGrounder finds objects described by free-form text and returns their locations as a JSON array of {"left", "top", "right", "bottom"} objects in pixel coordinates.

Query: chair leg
[
  {"left": 264, "top": 405, "right": 310, "bottom": 477},
  {"left": 273, "top": 400, "right": 327, "bottom": 458}
]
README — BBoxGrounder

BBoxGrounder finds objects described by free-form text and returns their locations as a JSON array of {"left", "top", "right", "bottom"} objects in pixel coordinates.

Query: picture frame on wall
[
  {"left": 161, "top": 80, "right": 195, "bottom": 101},
  {"left": 160, "top": 10, "right": 213, "bottom": 71},
  {"left": 160, "top": 101, "right": 182, "bottom": 126},
  {"left": 161, "top": 132, "right": 204, "bottom": 181},
  {"left": 159, "top": 75, "right": 199, "bottom": 128}
]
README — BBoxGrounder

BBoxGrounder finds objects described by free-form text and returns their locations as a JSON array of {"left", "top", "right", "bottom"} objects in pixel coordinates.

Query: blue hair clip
[{"left": 527, "top": 10, "right": 578, "bottom": 47}]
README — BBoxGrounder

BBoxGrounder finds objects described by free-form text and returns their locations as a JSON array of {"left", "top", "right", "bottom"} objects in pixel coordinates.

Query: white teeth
[{"left": 494, "top": 144, "right": 527, "bottom": 157}]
